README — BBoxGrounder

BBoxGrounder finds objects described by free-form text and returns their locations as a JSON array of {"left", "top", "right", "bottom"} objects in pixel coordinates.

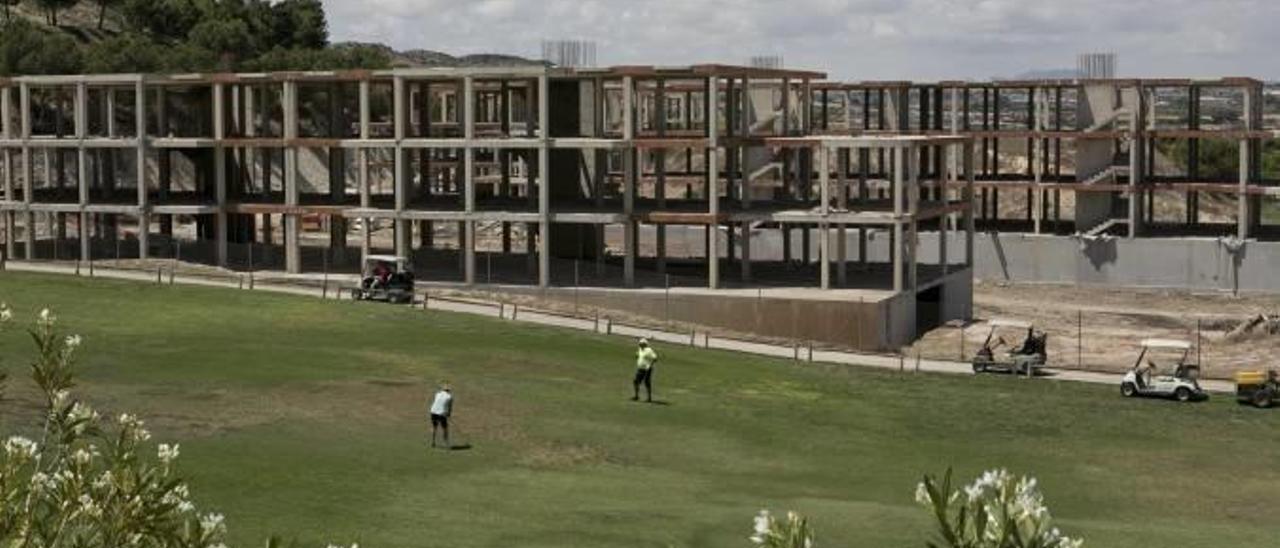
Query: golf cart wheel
[
  {"left": 972, "top": 362, "right": 986, "bottom": 374},
  {"left": 1121, "top": 383, "right": 1137, "bottom": 397},
  {"left": 1174, "top": 387, "right": 1192, "bottom": 402},
  {"left": 1252, "top": 389, "right": 1274, "bottom": 409}
]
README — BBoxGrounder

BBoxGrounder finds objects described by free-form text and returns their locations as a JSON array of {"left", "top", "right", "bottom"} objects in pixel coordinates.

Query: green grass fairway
[{"left": 1, "top": 273, "right": 1278, "bottom": 547}]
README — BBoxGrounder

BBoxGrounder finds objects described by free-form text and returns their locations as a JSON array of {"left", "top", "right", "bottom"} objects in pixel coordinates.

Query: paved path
[{"left": 3, "top": 261, "right": 1234, "bottom": 394}]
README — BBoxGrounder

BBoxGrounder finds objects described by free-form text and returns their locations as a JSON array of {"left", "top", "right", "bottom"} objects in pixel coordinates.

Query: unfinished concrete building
[
  {"left": 810, "top": 78, "right": 1280, "bottom": 292},
  {"left": 0, "top": 66, "right": 977, "bottom": 351}
]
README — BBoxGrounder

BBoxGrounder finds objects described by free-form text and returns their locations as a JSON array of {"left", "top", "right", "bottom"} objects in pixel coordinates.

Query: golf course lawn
[{"left": 0, "top": 272, "right": 1278, "bottom": 547}]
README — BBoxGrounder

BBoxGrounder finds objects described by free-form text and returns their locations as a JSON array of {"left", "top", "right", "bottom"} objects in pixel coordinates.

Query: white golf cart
[
  {"left": 1120, "top": 339, "right": 1207, "bottom": 402},
  {"left": 351, "top": 255, "right": 415, "bottom": 304},
  {"left": 971, "top": 319, "right": 1047, "bottom": 375}
]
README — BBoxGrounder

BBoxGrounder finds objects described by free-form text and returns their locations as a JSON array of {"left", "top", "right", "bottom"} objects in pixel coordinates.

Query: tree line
[{"left": 0, "top": 0, "right": 391, "bottom": 76}]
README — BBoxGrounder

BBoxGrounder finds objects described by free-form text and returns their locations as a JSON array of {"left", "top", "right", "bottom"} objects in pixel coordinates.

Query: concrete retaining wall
[
  {"left": 490, "top": 285, "right": 897, "bottom": 351},
  {"left": 948, "top": 233, "right": 1280, "bottom": 293}
]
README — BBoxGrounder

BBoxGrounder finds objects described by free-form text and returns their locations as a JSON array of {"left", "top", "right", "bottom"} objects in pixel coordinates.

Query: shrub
[{"left": 915, "top": 468, "right": 1083, "bottom": 548}]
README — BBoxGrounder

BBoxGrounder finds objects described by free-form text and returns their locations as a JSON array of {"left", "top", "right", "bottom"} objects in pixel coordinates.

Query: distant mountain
[{"left": 334, "top": 43, "right": 546, "bottom": 69}]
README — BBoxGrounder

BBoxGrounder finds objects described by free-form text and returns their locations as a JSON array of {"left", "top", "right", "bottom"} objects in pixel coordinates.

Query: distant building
[
  {"left": 541, "top": 40, "right": 597, "bottom": 68},
  {"left": 1077, "top": 53, "right": 1117, "bottom": 79},
  {"left": 749, "top": 55, "right": 784, "bottom": 70}
]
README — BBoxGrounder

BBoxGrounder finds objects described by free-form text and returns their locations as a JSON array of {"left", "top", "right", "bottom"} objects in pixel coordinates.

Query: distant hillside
[
  {"left": 334, "top": 43, "right": 545, "bottom": 69},
  {"left": 6, "top": 0, "right": 126, "bottom": 39}
]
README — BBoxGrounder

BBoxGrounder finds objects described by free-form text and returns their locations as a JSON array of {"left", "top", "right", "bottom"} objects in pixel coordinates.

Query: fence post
[
  {"left": 689, "top": 329, "right": 696, "bottom": 346},
  {"left": 793, "top": 343, "right": 799, "bottom": 361},
  {"left": 156, "top": 267, "right": 162, "bottom": 284},
  {"left": 594, "top": 311, "right": 600, "bottom": 332},
  {"left": 959, "top": 323, "right": 965, "bottom": 361},
  {"left": 249, "top": 271, "right": 254, "bottom": 290},
  {"left": 238, "top": 274, "right": 244, "bottom": 290},
  {"left": 168, "top": 268, "right": 174, "bottom": 285},
  {"left": 1077, "top": 309, "right": 1083, "bottom": 370},
  {"left": 915, "top": 351, "right": 921, "bottom": 373},
  {"left": 75, "top": 260, "right": 81, "bottom": 276},
  {"left": 88, "top": 258, "right": 94, "bottom": 277},
  {"left": 605, "top": 317, "right": 611, "bottom": 335},
  {"left": 1196, "top": 318, "right": 1203, "bottom": 369},
  {"left": 808, "top": 343, "right": 814, "bottom": 362},
  {"left": 322, "top": 282, "right": 328, "bottom": 299},
  {"left": 899, "top": 353, "right": 905, "bottom": 374},
  {"left": 423, "top": 290, "right": 430, "bottom": 310}
]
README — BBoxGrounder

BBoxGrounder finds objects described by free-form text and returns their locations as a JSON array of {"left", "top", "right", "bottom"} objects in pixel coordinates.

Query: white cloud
[{"left": 322, "top": 0, "right": 1280, "bottom": 79}]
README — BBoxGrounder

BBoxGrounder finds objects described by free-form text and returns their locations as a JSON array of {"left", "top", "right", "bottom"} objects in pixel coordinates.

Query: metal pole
[
  {"left": 1197, "top": 319, "right": 1202, "bottom": 366},
  {"left": 574, "top": 260, "right": 580, "bottom": 315},
  {"left": 1077, "top": 309, "right": 1083, "bottom": 370},
  {"left": 665, "top": 274, "right": 671, "bottom": 327}
]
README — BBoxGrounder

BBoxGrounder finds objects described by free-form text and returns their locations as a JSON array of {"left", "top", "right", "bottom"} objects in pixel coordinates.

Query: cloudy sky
[{"left": 323, "top": 0, "right": 1280, "bottom": 80}]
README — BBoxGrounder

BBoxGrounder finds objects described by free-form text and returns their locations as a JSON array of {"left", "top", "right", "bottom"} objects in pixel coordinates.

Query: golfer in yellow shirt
[{"left": 632, "top": 338, "right": 659, "bottom": 402}]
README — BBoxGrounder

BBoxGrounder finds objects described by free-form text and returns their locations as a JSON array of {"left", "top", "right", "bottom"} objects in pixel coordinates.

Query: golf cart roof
[
  {"left": 988, "top": 319, "right": 1032, "bottom": 329},
  {"left": 365, "top": 255, "right": 407, "bottom": 263},
  {"left": 1140, "top": 339, "right": 1192, "bottom": 350}
]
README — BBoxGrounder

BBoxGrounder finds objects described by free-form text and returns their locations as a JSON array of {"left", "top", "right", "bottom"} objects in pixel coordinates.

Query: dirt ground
[{"left": 910, "top": 280, "right": 1280, "bottom": 378}]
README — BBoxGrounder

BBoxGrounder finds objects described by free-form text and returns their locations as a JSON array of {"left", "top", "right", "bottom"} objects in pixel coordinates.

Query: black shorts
[
  {"left": 633, "top": 368, "right": 653, "bottom": 384},
  {"left": 431, "top": 414, "right": 448, "bottom": 428}
]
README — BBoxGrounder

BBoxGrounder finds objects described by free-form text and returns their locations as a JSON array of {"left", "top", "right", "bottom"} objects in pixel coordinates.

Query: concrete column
[
  {"left": 393, "top": 76, "right": 411, "bottom": 260},
  {"left": 707, "top": 76, "right": 720, "bottom": 289},
  {"left": 964, "top": 142, "right": 975, "bottom": 269},
  {"left": 213, "top": 83, "right": 228, "bottom": 266},
  {"left": 1238, "top": 86, "right": 1252, "bottom": 240},
  {"left": 1032, "top": 87, "right": 1043, "bottom": 234},
  {"left": 1, "top": 85, "right": 14, "bottom": 256},
  {"left": 740, "top": 221, "right": 752, "bottom": 282},
  {"left": 940, "top": 142, "right": 951, "bottom": 275},
  {"left": 1127, "top": 86, "right": 1142, "bottom": 239},
  {"left": 819, "top": 145, "right": 830, "bottom": 290},
  {"left": 892, "top": 146, "right": 904, "bottom": 292},
  {"left": 537, "top": 74, "right": 551, "bottom": 287},
  {"left": 462, "top": 76, "right": 476, "bottom": 284},
  {"left": 358, "top": 80, "right": 371, "bottom": 260},
  {"left": 134, "top": 80, "right": 149, "bottom": 260},
  {"left": 907, "top": 144, "right": 919, "bottom": 291},
  {"left": 76, "top": 82, "right": 90, "bottom": 262},
  {"left": 283, "top": 80, "right": 300, "bottom": 273},
  {"left": 836, "top": 147, "right": 848, "bottom": 286},
  {"left": 622, "top": 76, "right": 636, "bottom": 287},
  {"left": 1238, "top": 139, "right": 1249, "bottom": 240}
]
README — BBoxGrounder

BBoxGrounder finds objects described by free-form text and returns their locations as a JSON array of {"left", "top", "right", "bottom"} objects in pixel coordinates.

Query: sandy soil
[{"left": 909, "top": 280, "right": 1280, "bottom": 378}]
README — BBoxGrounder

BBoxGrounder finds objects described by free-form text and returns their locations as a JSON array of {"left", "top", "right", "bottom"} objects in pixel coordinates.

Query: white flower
[
  {"left": 4, "top": 436, "right": 39, "bottom": 459},
  {"left": 92, "top": 470, "right": 114, "bottom": 490},
  {"left": 65, "top": 334, "right": 82, "bottom": 350},
  {"left": 71, "top": 447, "right": 97, "bottom": 466},
  {"left": 52, "top": 389, "right": 70, "bottom": 408},
  {"left": 914, "top": 481, "right": 931, "bottom": 505},
  {"left": 78, "top": 494, "right": 102, "bottom": 517},
  {"left": 0, "top": 303, "right": 11, "bottom": 323},
  {"left": 199, "top": 513, "right": 226, "bottom": 535},
  {"left": 158, "top": 443, "right": 180, "bottom": 465},
  {"left": 38, "top": 308, "right": 55, "bottom": 326},
  {"left": 750, "top": 509, "right": 771, "bottom": 544}
]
